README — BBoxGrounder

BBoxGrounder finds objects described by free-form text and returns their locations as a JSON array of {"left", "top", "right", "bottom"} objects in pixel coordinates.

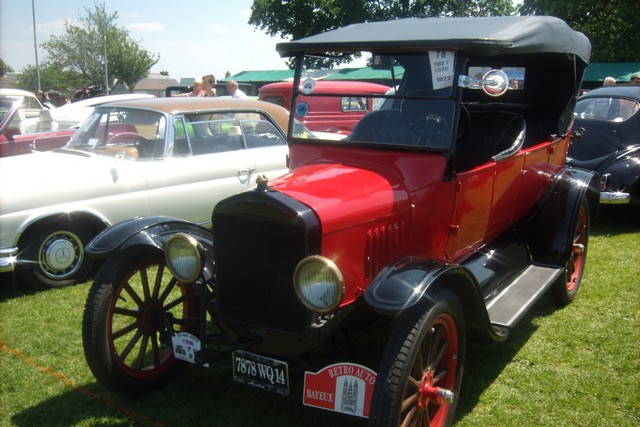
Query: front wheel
[
  {"left": 553, "top": 195, "right": 590, "bottom": 305},
  {"left": 82, "top": 247, "right": 197, "bottom": 396},
  {"left": 16, "top": 219, "right": 95, "bottom": 289},
  {"left": 369, "top": 289, "right": 465, "bottom": 427}
]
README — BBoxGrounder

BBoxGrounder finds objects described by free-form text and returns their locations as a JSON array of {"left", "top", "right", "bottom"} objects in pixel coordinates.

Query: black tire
[
  {"left": 16, "top": 219, "right": 94, "bottom": 289},
  {"left": 553, "top": 196, "right": 589, "bottom": 305},
  {"left": 82, "top": 247, "right": 197, "bottom": 396},
  {"left": 369, "top": 289, "right": 465, "bottom": 427}
]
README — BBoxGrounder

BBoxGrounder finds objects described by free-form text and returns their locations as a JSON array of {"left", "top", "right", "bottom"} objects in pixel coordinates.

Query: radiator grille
[{"left": 214, "top": 194, "right": 315, "bottom": 335}]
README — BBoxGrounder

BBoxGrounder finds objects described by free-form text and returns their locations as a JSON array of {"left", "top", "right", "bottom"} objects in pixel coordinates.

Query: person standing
[
  {"left": 202, "top": 74, "right": 217, "bottom": 96},
  {"left": 603, "top": 76, "right": 616, "bottom": 86},
  {"left": 226, "top": 80, "right": 247, "bottom": 98}
]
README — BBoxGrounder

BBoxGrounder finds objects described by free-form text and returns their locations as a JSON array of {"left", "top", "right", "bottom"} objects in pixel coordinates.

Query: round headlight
[
  {"left": 165, "top": 233, "right": 202, "bottom": 283},
  {"left": 293, "top": 256, "right": 345, "bottom": 313}
]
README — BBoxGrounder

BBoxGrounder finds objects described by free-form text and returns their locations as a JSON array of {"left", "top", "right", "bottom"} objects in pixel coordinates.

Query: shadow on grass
[
  {"left": 454, "top": 292, "right": 561, "bottom": 423},
  {"left": 590, "top": 205, "right": 640, "bottom": 237},
  {"left": 0, "top": 272, "right": 40, "bottom": 302},
  {"left": 11, "top": 362, "right": 366, "bottom": 427}
]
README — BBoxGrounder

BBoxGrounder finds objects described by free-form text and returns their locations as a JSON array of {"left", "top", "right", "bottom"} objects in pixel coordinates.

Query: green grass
[{"left": 1, "top": 206, "right": 638, "bottom": 426}]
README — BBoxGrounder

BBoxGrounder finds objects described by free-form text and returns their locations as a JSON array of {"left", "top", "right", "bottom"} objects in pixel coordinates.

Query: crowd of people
[{"left": 173, "top": 74, "right": 247, "bottom": 98}]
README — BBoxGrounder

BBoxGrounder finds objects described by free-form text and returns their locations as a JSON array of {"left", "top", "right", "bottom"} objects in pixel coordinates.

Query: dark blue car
[{"left": 569, "top": 85, "right": 640, "bottom": 205}]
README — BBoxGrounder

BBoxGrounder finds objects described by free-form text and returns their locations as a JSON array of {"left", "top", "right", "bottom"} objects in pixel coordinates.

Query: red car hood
[{"left": 270, "top": 162, "right": 410, "bottom": 234}]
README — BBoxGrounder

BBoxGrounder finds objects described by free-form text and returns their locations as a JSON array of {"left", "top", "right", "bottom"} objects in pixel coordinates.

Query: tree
[
  {"left": 17, "top": 62, "right": 84, "bottom": 96},
  {"left": 41, "top": 2, "right": 159, "bottom": 91},
  {"left": 0, "top": 58, "right": 14, "bottom": 77},
  {"left": 519, "top": 0, "right": 640, "bottom": 62},
  {"left": 249, "top": 0, "right": 516, "bottom": 68}
]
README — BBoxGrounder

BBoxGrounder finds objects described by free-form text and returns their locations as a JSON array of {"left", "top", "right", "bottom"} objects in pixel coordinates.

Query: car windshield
[
  {"left": 66, "top": 107, "right": 167, "bottom": 157},
  {"left": 291, "top": 51, "right": 459, "bottom": 149},
  {"left": 0, "top": 98, "right": 15, "bottom": 124},
  {"left": 574, "top": 96, "right": 640, "bottom": 122}
]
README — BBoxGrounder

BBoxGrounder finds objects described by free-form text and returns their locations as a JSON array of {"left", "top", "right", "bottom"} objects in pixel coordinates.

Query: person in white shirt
[{"left": 226, "top": 80, "right": 247, "bottom": 98}]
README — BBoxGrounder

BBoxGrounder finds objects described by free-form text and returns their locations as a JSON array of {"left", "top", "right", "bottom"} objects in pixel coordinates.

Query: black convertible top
[{"left": 276, "top": 16, "right": 590, "bottom": 64}]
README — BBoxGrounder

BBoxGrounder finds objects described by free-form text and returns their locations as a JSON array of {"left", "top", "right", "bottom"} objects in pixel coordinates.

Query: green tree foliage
[
  {"left": 519, "top": 0, "right": 640, "bottom": 62},
  {"left": 40, "top": 2, "right": 159, "bottom": 91},
  {"left": 249, "top": 0, "right": 515, "bottom": 67},
  {"left": 0, "top": 58, "right": 14, "bottom": 76},
  {"left": 17, "top": 62, "right": 84, "bottom": 97}
]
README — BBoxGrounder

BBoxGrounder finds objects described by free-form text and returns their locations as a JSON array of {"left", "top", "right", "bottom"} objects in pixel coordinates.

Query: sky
[{"left": 0, "top": 0, "right": 290, "bottom": 82}]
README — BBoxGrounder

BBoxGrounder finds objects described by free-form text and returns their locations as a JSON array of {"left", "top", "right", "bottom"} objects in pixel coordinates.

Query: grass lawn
[{"left": 1, "top": 206, "right": 638, "bottom": 426}]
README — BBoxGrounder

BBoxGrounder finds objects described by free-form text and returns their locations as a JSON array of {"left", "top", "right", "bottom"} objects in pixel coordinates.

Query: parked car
[
  {"left": 2, "top": 94, "right": 158, "bottom": 157},
  {"left": 0, "top": 88, "right": 46, "bottom": 156},
  {"left": 568, "top": 85, "right": 640, "bottom": 205},
  {"left": 82, "top": 16, "right": 599, "bottom": 426},
  {"left": 50, "top": 93, "right": 156, "bottom": 129},
  {"left": 0, "top": 97, "right": 295, "bottom": 289},
  {"left": 259, "top": 80, "right": 390, "bottom": 134}
]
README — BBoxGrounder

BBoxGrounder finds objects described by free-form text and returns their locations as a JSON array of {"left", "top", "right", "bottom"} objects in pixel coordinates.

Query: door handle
[{"left": 237, "top": 167, "right": 256, "bottom": 176}]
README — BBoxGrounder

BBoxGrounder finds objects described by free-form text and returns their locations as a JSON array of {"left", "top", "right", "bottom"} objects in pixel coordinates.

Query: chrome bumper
[
  {"left": 600, "top": 191, "right": 630, "bottom": 205},
  {"left": 0, "top": 247, "right": 18, "bottom": 273}
]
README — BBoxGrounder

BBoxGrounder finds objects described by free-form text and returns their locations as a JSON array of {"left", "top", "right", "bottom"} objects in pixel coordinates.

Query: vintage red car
[{"left": 82, "top": 16, "right": 598, "bottom": 426}]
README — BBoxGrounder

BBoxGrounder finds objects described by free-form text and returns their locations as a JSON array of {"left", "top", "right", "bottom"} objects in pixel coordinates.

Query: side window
[
  {"left": 341, "top": 96, "right": 368, "bottom": 112},
  {"left": 241, "top": 119, "right": 287, "bottom": 149},
  {"left": 574, "top": 97, "right": 639, "bottom": 122}
]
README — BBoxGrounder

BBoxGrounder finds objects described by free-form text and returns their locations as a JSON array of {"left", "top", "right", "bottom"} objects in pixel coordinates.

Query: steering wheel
[
  {"left": 400, "top": 90, "right": 451, "bottom": 147},
  {"left": 106, "top": 132, "right": 150, "bottom": 146}
]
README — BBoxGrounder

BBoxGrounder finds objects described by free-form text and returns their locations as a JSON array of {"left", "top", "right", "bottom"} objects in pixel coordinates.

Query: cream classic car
[{"left": 0, "top": 97, "right": 293, "bottom": 289}]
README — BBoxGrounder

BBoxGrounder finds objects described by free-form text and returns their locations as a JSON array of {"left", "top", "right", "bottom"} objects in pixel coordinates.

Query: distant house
[{"left": 131, "top": 74, "right": 179, "bottom": 97}]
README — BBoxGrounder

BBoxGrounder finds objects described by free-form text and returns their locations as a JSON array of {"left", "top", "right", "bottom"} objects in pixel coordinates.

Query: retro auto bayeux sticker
[{"left": 303, "top": 363, "right": 376, "bottom": 418}]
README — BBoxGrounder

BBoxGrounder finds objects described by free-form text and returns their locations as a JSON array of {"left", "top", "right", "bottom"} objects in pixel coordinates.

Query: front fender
[
  {"left": 364, "top": 257, "right": 508, "bottom": 340},
  {"left": 87, "top": 215, "right": 212, "bottom": 258}
]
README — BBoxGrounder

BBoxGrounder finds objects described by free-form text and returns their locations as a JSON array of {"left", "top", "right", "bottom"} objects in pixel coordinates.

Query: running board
[{"left": 487, "top": 265, "right": 563, "bottom": 332}]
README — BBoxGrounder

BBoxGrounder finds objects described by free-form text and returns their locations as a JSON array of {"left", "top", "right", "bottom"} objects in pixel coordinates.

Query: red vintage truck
[{"left": 259, "top": 80, "right": 390, "bottom": 135}]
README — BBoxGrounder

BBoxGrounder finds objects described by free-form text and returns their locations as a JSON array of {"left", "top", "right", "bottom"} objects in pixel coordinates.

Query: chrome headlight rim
[
  {"left": 165, "top": 233, "right": 203, "bottom": 284},
  {"left": 293, "top": 255, "right": 345, "bottom": 314}
]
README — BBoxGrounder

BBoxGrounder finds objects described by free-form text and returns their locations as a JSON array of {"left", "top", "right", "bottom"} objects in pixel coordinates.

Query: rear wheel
[
  {"left": 369, "top": 289, "right": 465, "bottom": 427},
  {"left": 553, "top": 196, "right": 589, "bottom": 305},
  {"left": 16, "top": 219, "right": 94, "bottom": 289},
  {"left": 82, "top": 247, "right": 196, "bottom": 395}
]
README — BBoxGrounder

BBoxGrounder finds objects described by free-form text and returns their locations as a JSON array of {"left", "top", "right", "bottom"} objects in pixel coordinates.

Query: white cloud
[
  {"left": 125, "top": 22, "right": 164, "bottom": 32},
  {"left": 210, "top": 24, "right": 232, "bottom": 35}
]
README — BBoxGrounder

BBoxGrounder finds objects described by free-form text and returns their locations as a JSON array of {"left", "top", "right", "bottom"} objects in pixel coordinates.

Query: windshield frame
[{"left": 287, "top": 50, "right": 465, "bottom": 153}]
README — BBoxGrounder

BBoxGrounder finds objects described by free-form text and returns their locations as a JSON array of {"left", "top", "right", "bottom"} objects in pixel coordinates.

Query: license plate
[{"left": 232, "top": 350, "right": 289, "bottom": 395}]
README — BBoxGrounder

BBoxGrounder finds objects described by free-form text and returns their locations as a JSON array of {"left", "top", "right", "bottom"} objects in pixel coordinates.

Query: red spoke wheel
[
  {"left": 370, "top": 289, "right": 465, "bottom": 427},
  {"left": 553, "top": 195, "right": 589, "bottom": 305},
  {"left": 83, "top": 247, "right": 197, "bottom": 395}
]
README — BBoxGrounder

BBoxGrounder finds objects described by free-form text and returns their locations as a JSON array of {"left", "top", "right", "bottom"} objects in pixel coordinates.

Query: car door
[{"left": 144, "top": 114, "right": 288, "bottom": 226}]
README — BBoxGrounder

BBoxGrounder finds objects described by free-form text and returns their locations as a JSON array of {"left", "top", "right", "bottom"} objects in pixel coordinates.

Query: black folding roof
[{"left": 276, "top": 16, "right": 591, "bottom": 65}]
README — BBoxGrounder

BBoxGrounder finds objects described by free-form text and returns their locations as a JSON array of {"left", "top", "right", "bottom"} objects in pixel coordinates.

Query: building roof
[
  {"left": 134, "top": 77, "right": 179, "bottom": 91},
  {"left": 583, "top": 63, "right": 640, "bottom": 83}
]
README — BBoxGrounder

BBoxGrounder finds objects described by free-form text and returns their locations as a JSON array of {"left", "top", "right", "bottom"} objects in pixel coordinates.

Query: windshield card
[
  {"left": 429, "top": 50, "right": 455, "bottom": 89},
  {"left": 232, "top": 350, "right": 289, "bottom": 395},
  {"left": 303, "top": 362, "right": 377, "bottom": 418}
]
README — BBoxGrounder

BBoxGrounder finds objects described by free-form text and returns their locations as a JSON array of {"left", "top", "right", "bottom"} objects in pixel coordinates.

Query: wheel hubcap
[
  {"left": 40, "top": 232, "right": 82, "bottom": 278},
  {"left": 418, "top": 371, "right": 454, "bottom": 409}
]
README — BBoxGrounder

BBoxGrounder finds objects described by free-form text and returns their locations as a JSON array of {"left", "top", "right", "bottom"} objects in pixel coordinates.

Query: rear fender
[
  {"left": 87, "top": 215, "right": 213, "bottom": 259},
  {"left": 364, "top": 257, "right": 501, "bottom": 339},
  {"left": 520, "top": 167, "right": 599, "bottom": 266}
]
